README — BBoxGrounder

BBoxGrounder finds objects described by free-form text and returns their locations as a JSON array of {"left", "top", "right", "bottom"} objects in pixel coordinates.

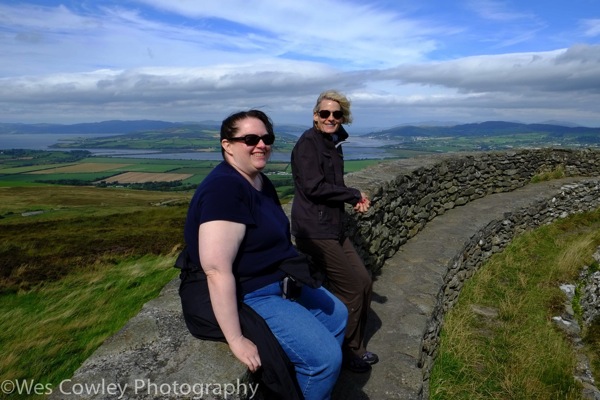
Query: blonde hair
[{"left": 313, "top": 90, "right": 353, "bottom": 125}]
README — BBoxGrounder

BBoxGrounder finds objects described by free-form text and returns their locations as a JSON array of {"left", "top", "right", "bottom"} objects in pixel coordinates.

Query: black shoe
[
  {"left": 343, "top": 354, "right": 371, "bottom": 373},
  {"left": 361, "top": 351, "right": 379, "bottom": 365}
]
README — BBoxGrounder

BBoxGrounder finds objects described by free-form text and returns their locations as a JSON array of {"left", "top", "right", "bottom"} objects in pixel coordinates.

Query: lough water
[{"left": 0, "top": 133, "right": 398, "bottom": 161}]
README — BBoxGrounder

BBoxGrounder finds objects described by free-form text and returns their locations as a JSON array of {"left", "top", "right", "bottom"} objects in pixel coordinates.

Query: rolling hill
[{"left": 364, "top": 121, "right": 600, "bottom": 143}]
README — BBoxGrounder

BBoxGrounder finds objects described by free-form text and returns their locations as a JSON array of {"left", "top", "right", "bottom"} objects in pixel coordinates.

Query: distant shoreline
[{"left": 0, "top": 133, "right": 398, "bottom": 161}]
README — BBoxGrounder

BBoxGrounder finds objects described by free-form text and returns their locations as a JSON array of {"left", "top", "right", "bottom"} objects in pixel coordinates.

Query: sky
[{"left": 0, "top": 0, "right": 599, "bottom": 130}]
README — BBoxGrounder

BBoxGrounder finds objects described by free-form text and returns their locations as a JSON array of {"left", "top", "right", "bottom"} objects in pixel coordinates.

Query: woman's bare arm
[{"left": 198, "top": 220, "right": 261, "bottom": 372}]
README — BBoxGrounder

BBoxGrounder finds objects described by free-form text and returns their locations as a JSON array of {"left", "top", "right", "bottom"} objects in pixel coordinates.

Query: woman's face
[
  {"left": 314, "top": 99, "right": 343, "bottom": 135},
  {"left": 222, "top": 117, "right": 272, "bottom": 177}
]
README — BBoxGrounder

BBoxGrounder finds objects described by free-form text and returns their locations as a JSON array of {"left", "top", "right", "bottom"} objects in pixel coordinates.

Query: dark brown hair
[{"left": 220, "top": 109, "right": 274, "bottom": 158}]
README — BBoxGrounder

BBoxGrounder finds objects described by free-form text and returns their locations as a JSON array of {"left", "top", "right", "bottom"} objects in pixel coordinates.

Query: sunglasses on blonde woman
[
  {"left": 228, "top": 133, "right": 275, "bottom": 146},
  {"left": 317, "top": 110, "right": 344, "bottom": 119}
]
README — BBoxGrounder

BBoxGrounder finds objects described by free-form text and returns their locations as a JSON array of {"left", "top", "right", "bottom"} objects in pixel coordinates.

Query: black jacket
[{"left": 291, "top": 126, "right": 361, "bottom": 240}]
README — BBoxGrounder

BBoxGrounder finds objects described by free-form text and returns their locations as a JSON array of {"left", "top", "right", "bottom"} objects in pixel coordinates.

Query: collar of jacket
[{"left": 315, "top": 125, "right": 349, "bottom": 144}]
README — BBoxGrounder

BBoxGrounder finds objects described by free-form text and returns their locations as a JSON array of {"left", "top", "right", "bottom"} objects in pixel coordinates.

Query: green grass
[
  {"left": 344, "top": 159, "right": 392, "bottom": 173},
  {"left": 531, "top": 165, "right": 566, "bottom": 183},
  {"left": 0, "top": 165, "right": 71, "bottom": 174},
  {"left": 0, "top": 255, "right": 179, "bottom": 398},
  {"left": 0, "top": 180, "right": 52, "bottom": 187},
  {"left": 0, "top": 186, "right": 191, "bottom": 221},
  {"left": 32, "top": 172, "right": 120, "bottom": 181},
  {"left": 0, "top": 184, "right": 187, "bottom": 398},
  {"left": 88, "top": 157, "right": 205, "bottom": 166},
  {"left": 169, "top": 166, "right": 216, "bottom": 174},
  {"left": 430, "top": 208, "right": 600, "bottom": 400},
  {"left": 0, "top": 206, "right": 187, "bottom": 291},
  {"left": 585, "top": 318, "right": 600, "bottom": 386}
]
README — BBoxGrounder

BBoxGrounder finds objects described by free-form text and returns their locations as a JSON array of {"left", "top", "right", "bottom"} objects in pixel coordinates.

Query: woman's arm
[{"left": 198, "top": 220, "right": 261, "bottom": 372}]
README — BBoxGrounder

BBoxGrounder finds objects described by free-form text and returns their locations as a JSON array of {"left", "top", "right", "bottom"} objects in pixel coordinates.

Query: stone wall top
[{"left": 343, "top": 148, "right": 600, "bottom": 274}]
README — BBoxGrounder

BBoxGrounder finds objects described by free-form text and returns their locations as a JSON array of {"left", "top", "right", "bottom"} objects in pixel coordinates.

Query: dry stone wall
[
  {"left": 345, "top": 148, "right": 600, "bottom": 275},
  {"left": 582, "top": 267, "right": 600, "bottom": 327},
  {"left": 344, "top": 147, "right": 600, "bottom": 386}
]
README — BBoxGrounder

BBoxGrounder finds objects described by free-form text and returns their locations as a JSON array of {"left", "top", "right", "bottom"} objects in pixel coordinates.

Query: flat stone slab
[{"left": 51, "top": 279, "right": 253, "bottom": 400}]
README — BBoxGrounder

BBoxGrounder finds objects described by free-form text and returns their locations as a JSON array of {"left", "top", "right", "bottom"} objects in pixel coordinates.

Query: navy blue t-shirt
[{"left": 183, "top": 161, "right": 298, "bottom": 296}]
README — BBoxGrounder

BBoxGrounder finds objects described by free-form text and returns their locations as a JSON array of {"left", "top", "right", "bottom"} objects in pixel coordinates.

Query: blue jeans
[{"left": 244, "top": 281, "right": 347, "bottom": 400}]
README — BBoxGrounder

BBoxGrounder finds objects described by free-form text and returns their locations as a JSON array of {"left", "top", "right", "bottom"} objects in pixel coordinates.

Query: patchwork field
[
  {"left": 98, "top": 171, "right": 193, "bottom": 183},
  {"left": 28, "top": 162, "right": 131, "bottom": 174},
  {"left": 1, "top": 150, "right": 389, "bottom": 196}
]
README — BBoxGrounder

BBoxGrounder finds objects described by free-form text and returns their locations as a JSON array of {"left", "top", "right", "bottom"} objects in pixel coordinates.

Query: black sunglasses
[
  {"left": 228, "top": 133, "right": 275, "bottom": 146},
  {"left": 317, "top": 110, "right": 344, "bottom": 119}
]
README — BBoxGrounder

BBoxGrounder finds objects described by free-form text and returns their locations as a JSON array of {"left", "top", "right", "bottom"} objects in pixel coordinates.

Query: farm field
[
  {"left": 1, "top": 152, "right": 211, "bottom": 186},
  {"left": 99, "top": 171, "right": 193, "bottom": 183},
  {"left": 0, "top": 148, "right": 389, "bottom": 299},
  {"left": 0, "top": 149, "right": 390, "bottom": 202}
]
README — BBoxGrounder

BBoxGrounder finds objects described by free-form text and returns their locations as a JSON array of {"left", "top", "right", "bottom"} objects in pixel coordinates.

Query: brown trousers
[{"left": 295, "top": 237, "right": 373, "bottom": 357}]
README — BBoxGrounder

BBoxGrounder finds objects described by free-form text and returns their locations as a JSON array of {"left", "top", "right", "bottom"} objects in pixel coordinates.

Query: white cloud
[
  {"left": 378, "top": 45, "right": 600, "bottom": 94},
  {"left": 466, "top": 0, "right": 535, "bottom": 22},
  {"left": 135, "top": 0, "right": 447, "bottom": 69},
  {"left": 3, "top": 44, "right": 599, "bottom": 127},
  {"left": 0, "top": 1, "right": 599, "bottom": 127}
]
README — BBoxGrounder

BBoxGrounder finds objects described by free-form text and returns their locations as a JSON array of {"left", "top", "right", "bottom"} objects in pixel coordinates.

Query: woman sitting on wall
[{"left": 178, "top": 109, "right": 348, "bottom": 400}]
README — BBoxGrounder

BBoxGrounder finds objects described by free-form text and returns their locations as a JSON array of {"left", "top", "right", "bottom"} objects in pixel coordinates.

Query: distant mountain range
[
  {"left": 0, "top": 119, "right": 598, "bottom": 139},
  {"left": 364, "top": 120, "right": 600, "bottom": 139},
  {"left": 0, "top": 120, "right": 306, "bottom": 136},
  {"left": 0, "top": 120, "right": 217, "bottom": 135}
]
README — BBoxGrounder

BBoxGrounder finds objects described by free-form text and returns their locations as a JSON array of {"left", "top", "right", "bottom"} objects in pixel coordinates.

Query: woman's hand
[
  {"left": 228, "top": 335, "right": 262, "bottom": 372},
  {"left": 353, "top": 192, "right": 371, "bottom": 213}
]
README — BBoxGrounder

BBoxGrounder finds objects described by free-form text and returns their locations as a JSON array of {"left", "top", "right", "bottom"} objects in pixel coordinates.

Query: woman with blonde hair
[{"left": 291, "top": 90, "right": 378, "bottom": 373}]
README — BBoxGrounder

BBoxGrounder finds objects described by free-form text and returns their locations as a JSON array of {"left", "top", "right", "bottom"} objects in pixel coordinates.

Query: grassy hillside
[
  {"left": 0, "top": 184, "right": 190, "bottom": 397},
  {"left": 0, "top": 254, "right": 180, "bottom": 398},
  {"left": 0, "top": 186, "right": 190, "bottom": 293},
  {"left": 430, "top": 208, "right": 600, "bottom": 399},
  {"left": 0, "top": 153, "right": 389, "bottom": 293}
]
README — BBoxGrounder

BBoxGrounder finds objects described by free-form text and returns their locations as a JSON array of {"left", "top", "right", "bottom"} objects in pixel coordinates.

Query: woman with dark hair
[
  {"left": 291, "top": 91, "right": 378, "bottom": 373},
  {"left": 179, "top": 110, "right": 347, "bottom": 399}
]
